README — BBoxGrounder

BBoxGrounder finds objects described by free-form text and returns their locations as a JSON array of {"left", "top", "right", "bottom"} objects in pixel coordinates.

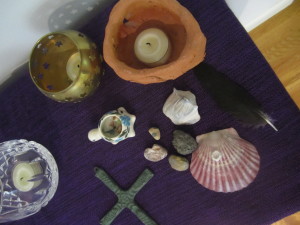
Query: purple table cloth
[{"left": 1, "top": 0, "right": 300, "bottom": 224}]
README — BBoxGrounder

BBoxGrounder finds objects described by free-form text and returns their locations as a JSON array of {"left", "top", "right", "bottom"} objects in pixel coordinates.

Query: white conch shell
[
  {"left": 190, "top": 128, "right": 260, "bottom": 193},
  {"left": 163, "top": 88, "right": 200, "bottom": 125}
]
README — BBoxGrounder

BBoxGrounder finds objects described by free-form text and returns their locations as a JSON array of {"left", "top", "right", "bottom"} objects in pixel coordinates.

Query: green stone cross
[{"left": 94, "top": 167, "right": 157, "bottom": 225}]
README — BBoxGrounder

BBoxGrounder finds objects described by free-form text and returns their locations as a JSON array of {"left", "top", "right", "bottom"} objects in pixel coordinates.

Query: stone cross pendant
[{"left": 94, "top": 167, "right": 157, "bottom": 225}]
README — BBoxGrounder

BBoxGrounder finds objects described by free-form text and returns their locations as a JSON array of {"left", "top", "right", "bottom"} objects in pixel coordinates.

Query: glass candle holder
[
  {"left": 29, "top": 30, "right": 102, "bottom": 103},
  {"left": 0, "top": 140, "right": 59, "bottom": 223}
]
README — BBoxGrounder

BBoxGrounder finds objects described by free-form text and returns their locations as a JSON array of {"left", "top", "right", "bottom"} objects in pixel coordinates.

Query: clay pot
[{"left": 103, "top": 0, "right": 206, "bottom": 84}]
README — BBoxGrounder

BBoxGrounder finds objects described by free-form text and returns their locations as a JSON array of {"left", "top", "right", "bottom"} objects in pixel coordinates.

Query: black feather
[{"left": 194, "top": 63, "right": 277, "bottom": 131}]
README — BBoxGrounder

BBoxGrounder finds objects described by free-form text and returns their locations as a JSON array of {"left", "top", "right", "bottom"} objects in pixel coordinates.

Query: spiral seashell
[
  {"left": 190, "top": 128, "right": 260, "bottom": 193},
  {"left": 163, "top": 88, "right": 200, "bottom": 125}
]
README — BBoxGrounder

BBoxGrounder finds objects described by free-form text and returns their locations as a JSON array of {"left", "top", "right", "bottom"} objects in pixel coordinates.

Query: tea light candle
[
  {"left": 12, "top": 162, "right": 43, "bottom": 192},
  {"left": 134, "top": 28, "right": 171, "bottom": 67},
  {"left": 66, "top": 52, "right": 81, "bottom": 81}
]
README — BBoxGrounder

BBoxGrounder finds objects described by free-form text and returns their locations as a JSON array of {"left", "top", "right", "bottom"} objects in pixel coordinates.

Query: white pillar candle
[
  {"left": 66, "top": 52, "right": 81, "bottom": 81},
  {"left": 134, "top": 28, "right": 171, "bottom": 67},
  {"left": 12, "top": 162, "right": 43, "bottom": 192}
]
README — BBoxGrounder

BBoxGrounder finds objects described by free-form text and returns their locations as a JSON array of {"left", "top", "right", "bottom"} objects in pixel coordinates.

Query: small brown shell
[{"left": 144, "top": 144, "right": 168, "bottom": 162}]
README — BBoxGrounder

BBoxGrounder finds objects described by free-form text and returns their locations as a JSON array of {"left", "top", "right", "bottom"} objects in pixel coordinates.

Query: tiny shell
[
  {"left": 148, "top": 127, "right": 161, "bottom": 140},
  {"left": 144, "top": 144, "right": 168, "bottom": 162},
  {"left": 190, "top": 128, "right": 260, "bottom": 193},
  {"left": 172, "top": 130, "right": 197, "bottom": 155},
  {"left": 163, "top": 88, "right": 200, "bottom": 125},
  {"left": 168, "top": 155, "right": 189, "bottom": 171}
]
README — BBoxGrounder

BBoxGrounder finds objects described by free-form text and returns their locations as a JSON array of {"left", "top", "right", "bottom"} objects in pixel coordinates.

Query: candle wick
[{"left": 146, "top": 42, "right": 151, "bottom": 46}]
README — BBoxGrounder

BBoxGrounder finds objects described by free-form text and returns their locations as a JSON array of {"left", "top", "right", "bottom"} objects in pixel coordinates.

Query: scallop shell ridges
[
  {"left": 163, "top": 88, "right": 200, "bottom": 125},
  {"left": 190, "top": 128, "right": 260, "bottom": 193}
]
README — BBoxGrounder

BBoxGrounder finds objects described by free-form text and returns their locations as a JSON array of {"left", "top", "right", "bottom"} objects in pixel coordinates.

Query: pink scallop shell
[{"left": 190, "top": 128, "right": 260, "bottom": 193}]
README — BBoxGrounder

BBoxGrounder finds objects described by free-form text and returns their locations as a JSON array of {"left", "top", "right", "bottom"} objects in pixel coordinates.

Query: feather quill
[{"left": 193, "top": 63, "right": 277, "bottom": 131}]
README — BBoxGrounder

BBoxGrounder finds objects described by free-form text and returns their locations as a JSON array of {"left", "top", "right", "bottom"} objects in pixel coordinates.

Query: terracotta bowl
[{"left": 103, "top": 0, "right": 207, "bottom": 84}]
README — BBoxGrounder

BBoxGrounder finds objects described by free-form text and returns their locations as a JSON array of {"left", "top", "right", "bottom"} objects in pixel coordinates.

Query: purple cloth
[{"left": 1, "top": 0, "right": 300, "bottom": 224}]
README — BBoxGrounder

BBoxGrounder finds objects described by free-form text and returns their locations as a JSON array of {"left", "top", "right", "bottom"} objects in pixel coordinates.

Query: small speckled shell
[
  {"left": 148, "top": 127, "right": 161, "bottom": 140},
  {"left": 168, "top": 155, "right": 189, "bottom": 171},
  {"left": 190, "top": 128, "right": 260, "bottom": 193},
  {"left": 163, "top": 88, "right": 200, "bottom": 125},
  {"left": 144, "top": 144, "right": 167, "bottom": 162}
]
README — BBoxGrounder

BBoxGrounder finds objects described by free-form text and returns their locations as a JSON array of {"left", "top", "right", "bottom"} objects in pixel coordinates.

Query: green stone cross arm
[
  {"left": 94, "top": 167, "right": 158, "bottom": 225},
  {"left": 128, "top": 204, "right": 158, "bottom": 225},
  {"left": 128, "top": 169, "right": 154, "bottom": 196},
  {"left": 100, "top": 203, "right": 123, "bottom": 225},
  {"left": 94, "top": 167, "right": 122, "bottom": 194}
]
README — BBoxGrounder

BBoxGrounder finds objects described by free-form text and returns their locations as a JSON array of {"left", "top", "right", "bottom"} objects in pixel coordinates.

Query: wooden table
[
  {"left": 249, "top": 0, "right": 300, "bottom": 109},
  {"left": 250, "top": 1, "right": 300, "bottom": 224}
]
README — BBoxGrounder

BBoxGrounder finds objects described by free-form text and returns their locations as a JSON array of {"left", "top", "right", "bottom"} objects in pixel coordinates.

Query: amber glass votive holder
[{"left": 29, "top": 30, "right": 102, "bottom": 103}]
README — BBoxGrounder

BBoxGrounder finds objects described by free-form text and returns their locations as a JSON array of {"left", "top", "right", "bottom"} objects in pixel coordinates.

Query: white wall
[
  {"left": 0, "top": 0, "right": 111, "bottom": 85},
  {"left": 226, "top": 0, "right": 293, "bottom": 31}
]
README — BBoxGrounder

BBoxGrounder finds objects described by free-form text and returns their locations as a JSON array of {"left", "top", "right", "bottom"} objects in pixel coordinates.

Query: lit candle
[
  {"left": 134, "top": 28, "right": 171, "bottom": 67},
  {"left": 66, "top": 52, "right": 81, "bottom": 81},
  {"left": 12, "top": 162, "right": 43, "bottom": 192}
]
